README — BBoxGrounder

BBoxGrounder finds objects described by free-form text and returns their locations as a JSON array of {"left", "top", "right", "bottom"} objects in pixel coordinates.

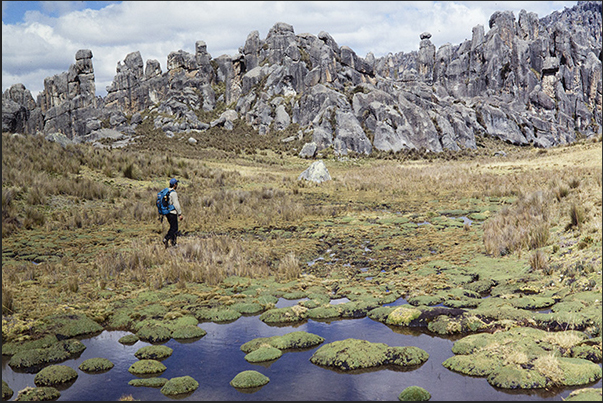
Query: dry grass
[
  {"left": 533, "top": 353, "right": 564, "bottom": 385},
  {"left": 483, "top": 190, "right": 550, "bottom": 256},
  {"left": 529, "top": 249, "right": 550, "bottom": 274}
]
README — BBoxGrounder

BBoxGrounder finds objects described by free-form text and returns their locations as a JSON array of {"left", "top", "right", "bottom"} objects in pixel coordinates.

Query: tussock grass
[
  {"left": 483, "top": 191, "right": 550, "bottom": 256},
  {"left": 529, "top": 249, "right": 550, "bottom": 274}
]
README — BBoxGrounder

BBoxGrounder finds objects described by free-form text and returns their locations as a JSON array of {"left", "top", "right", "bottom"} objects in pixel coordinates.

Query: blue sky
[{"left": 2, "top": 1, "right": 578, "bottom": 97}]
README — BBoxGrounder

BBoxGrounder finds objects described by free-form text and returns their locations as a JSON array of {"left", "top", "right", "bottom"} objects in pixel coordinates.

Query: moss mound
[
  {"left": 398, "top": 386, "right": 431, "bottom": 401},
  {"left": 129, "top": 377, "right": 168, "bottom": 388},
  {"left": 310, "top": 338, "right": 428, "bottom": 371},
  {"left": 259, "top": 305, "right": 308, "bottom": 324},
  {"left": 241, "top": 331, "right": 324, "bottom": 353},
  {"left": 444, "top": 327, "right": 603, "bottom": 389},
  {"left": 34, "top": 313, "right": 103, "bottom": 339},
  {"left": 8, "top": 339, "right": 86, "bottom": 372},
  {"left": 78, "top": 357, "right": 114, "bottom": 372},
  {"left": 230, "top": 302, "right": 264, "bottom": 315},
  {"left": 192, "top": 307, "right": 242, "bottom": 322},
  {"left": 128, "top": 359, "right": 167, "bottom": 375},
  {"left": 564, "top": 388, "right": 602, "bottom": 401},
  {"left": 171, "top": 325, "right": 207, "bottom": 340},
  {"left": 136, "top": 323, "right": 172, "bottom": 343},
  {"left": 34, "top": 364, "right": 78, "bottom": 386},
  {"left": 2, "top": 380, "right": 14, "bottom": 400},
  {"left": 2, "top": 334, "right": 58, "bottom": 357},
  {"left": 442, "top": 354, "right": 501, "bottom": 376},
  {"left": 307, "top": 305, "right": 341, "bottom": 319},
  {"left": 118, "top": 334, "right": 139, "bottom": 345},
  {"left": 160, "top": 376, "right": 199, "bottom": 396},
  {"left": 230, "top": 370, "right": 270, "bottom": 389},
  {"left": 134, "top": 345, "right": 173, "bottom": 360},
  {"left": 487, "top": 366, "right": 548, "bottom": 389},
  {"left": 245, "top": 346, "right": 283, "bottom": 363},
  {"left": 386, "top": 306, "right": 422, "bottom": 326},
  {"left": 15, "top": 386, "right": 60, "bottom": 401}
]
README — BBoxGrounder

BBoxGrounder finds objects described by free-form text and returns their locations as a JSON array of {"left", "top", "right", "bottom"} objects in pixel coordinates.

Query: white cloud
[{"left": 2, "top": 1, "right": 577, "bottom": 98}]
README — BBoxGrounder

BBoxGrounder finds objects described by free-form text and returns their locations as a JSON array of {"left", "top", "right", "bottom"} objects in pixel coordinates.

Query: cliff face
[{"left": 3, "top": 2, "right": 601, "bottom": 155}]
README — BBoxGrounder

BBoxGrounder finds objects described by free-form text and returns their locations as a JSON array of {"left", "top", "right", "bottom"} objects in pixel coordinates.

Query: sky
[{"left": 2, "top": 1, "right": 578, "bottom": 98}]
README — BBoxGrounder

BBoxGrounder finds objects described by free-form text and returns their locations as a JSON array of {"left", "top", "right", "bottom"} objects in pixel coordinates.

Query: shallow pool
[{"left": 2, "top": 299, "right": 600, "bottom": 401}]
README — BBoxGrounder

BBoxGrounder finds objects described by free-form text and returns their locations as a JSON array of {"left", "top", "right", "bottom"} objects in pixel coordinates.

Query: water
[{"left": 2, "top": 302, "right": 600, "bottom": 401}]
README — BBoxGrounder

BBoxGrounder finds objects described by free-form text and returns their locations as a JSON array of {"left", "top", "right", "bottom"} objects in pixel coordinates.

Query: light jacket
[{"left": 168, "top": 189, "right": 182, "bottom": 215}]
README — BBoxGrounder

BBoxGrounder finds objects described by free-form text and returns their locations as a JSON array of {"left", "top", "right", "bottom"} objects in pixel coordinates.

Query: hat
[{"left": 169, "top": 178, "right": 179, "bottom": 186}]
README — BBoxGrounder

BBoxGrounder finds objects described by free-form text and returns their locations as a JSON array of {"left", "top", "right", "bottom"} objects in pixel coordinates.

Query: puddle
[{"left": 2, "top": 315, "right": 599, "bottom": 401}]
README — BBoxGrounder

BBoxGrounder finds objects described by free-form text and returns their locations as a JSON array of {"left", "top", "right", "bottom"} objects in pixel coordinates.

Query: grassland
[{"left": 2, "top": 128, "right": 602, "bottom": 349}]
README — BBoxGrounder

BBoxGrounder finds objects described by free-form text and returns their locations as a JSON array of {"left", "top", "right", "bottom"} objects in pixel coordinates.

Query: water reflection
[{"left": 2, "top": 306, "right": 600, "bottom": 401}]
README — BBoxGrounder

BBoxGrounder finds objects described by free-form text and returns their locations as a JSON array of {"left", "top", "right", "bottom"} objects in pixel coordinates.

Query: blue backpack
[{"left": 156, "top": 188, "right": 175, "bottom": 215}]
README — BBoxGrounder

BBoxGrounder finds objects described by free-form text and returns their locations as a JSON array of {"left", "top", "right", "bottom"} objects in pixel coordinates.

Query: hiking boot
[{"left": 162, "top": 238, "right": 169, "bottom": 249}]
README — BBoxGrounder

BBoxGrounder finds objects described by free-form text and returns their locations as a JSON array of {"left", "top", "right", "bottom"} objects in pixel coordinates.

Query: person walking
[{"left": 163, "top": 178, "right": 183, "bottom": 248}]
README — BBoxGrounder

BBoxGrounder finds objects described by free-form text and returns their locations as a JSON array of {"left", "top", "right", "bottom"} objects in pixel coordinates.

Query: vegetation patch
[
  {"left": 8, "top": 339, "right": 86, "bottom": 372},
  {"left": 134, "top": 345, "right": 173, "bottom": 360},
  {"left": 171, "top": 324, "right": 207, "bottom": 340},
  {"left": 241, "top": 331, "right": 325, "bottom": 353},
  {"left": 259, "top": 305, "right": 308, "bottom": 324},
  {"left": 244, "top": 346, "right": 283, "bottom": 363},
  {"left": 564, "top": 387, "right": 602, "bottom": 401},
  {"left": 230, "top": 370, "right": 270, "bottom": 389},
  {"left": 34, "top": 364, "right": 78, "bottom": 386},
  {"left": 136, "top": 323, "right": 172, "bottom": 343},
  {"left": 128, "top": 359, "right": 167, "bottom": 375},
  {"left": 128, "top": 377, "right": 168, "bottom": 388},
  {"left": 2, "top": 380, "right": 14, "bottom": 400},
  {"left": 33, "top": 313, "right": 103, "bottom": 339},
  {"left": 398, "top": 386, "right": 431, "bottom": 401},
  {"left": 160, "top": 376, "right": 199, "bottom": 396},
  {"left": 192, "top": 307, "right": 242, "bottom": 323},
  {"left": 14, "top": 386, "right": 60, "bottom": 401},
  {"left": 443, "top": 327, "right": 603, "bottom": 389},
  {"left": 310, "top": 338, "right": 428, "bottom": 371},
  {"left": 118, "top": 334, "right": 139, "bottom": 345},
  {"left": 78, "top": 357, "right": 114, "bottom": 372}
]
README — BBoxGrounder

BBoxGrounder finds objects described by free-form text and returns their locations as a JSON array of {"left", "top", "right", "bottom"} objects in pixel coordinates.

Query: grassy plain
[{"left": 2, "top": 130, "right": 602, "bottom": 347}]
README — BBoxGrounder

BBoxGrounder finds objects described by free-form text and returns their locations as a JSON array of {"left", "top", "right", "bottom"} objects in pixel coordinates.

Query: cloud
[{"left": 2, "top": 1, "right": 577, "bottom": 98}]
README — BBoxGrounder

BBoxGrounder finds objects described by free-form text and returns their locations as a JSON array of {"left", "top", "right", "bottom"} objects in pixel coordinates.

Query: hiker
[{"left": 163, "top": 178, "right": 183, "bottom": 248}]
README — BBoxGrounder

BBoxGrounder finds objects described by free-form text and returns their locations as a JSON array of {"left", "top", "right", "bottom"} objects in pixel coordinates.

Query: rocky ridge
[{"left": 2, "top": 1, "right": 601, "bottom": 156}]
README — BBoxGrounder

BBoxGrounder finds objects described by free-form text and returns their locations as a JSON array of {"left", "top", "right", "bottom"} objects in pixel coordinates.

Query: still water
[{"left": 2, "top": 298, "right": 601, "bottom": 401}]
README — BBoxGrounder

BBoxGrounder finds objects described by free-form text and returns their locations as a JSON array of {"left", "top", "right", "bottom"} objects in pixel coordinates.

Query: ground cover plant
[{"left": 2, "top": 129, "right": 602, "bottom": 400}]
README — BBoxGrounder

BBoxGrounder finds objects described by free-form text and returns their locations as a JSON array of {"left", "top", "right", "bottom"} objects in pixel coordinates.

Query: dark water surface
[{"left": 2, "top": 299, "right": 601, "bottom": 401}]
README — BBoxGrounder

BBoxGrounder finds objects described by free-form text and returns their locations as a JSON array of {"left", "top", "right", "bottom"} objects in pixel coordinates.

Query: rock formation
[{"left": 3, "top": 2, "right": 601, "bottom": 154}]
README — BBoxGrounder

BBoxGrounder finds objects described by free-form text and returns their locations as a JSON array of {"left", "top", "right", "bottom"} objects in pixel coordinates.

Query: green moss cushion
[
  {"left": 15, "top": 386, "right": 61, "bottom": 401},
  {"left": 310, "top": 338, "right": 428, "bottom": 371},
  {"left": 79, "top": 357, "right": 114, "bottom": 372},
  {"left": 230, "top": 370, "right": 270, "bottom": 389},
  {"left": 134, "top": 345, "right": 173, "bottom": 360},
  {"left": 398, "top": 386, "right": 431, "bottom": 401},
  {"left": 160, "top": 376, "right": 199, "bottom": 396},
  {"left": 2, "top": 380, "right": 14, "bottom": 400},
  {"left": 244, "top": 346, "right": 283, "bottom": 363},
  {"left": 34, "top": 365, "right": 78, "bottom": 386},
  {"left": 128, "top": 359, "right": 166, "bottom": 375},
  {"left": 129, "top": 377, "right": 168, "bottom": 388}
]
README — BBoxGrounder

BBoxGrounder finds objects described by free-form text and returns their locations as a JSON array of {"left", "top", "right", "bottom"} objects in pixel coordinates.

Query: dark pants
[{"left": 165, "top": 213, "right": 179, "bottom": 245}]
